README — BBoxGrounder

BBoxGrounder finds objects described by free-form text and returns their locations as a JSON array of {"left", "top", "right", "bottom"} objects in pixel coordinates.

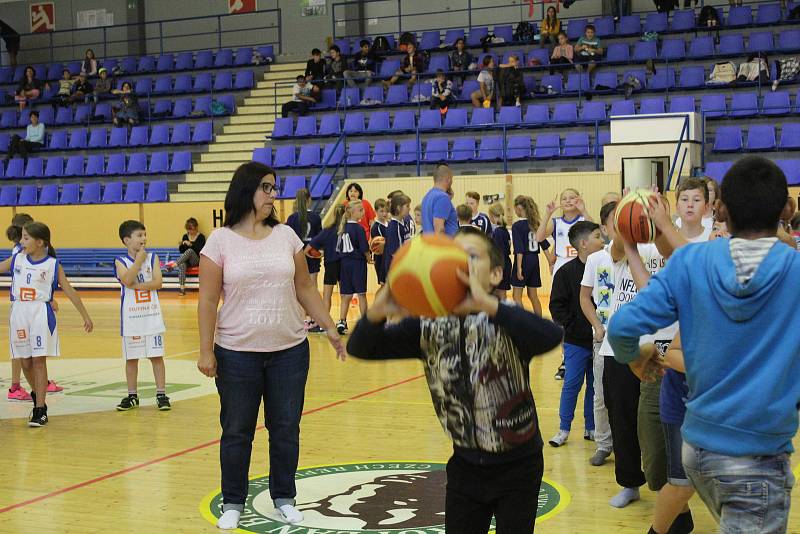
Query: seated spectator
[
  {"left": 0, "top": 19, "right": 20, "bottom": 67},
  {"left": 90, "top": 67, "right": 113, "bottom": 104},
  {"left": 430, "top": 69, "right": 454, "bottom": 113},
  {"left": 72, "top": 72, "right": 93, "bottom": 104},
  {"left": 81, "top": 48, "right": 98, "bottom": 76},
  {"left": 383, "top": 42, "right": 424, "bottom": 89},
  {"left": 54, "top": 68, "right": 77, "bottom": 108},
  {"left": 112, "top": 82, "right": 140, "bottom": 127},
  {"left": 540, "top": 6, "right": 561, "bottom": 49},
  {"left": 6, "top": 110, "right": 44, "bottom": 162},
  {"left": 14, "top": 66, "right": 47, "bottom": 111},
  {"left": 344, "top": 39, "right": 377, "bottom": 88},
  {"left": 449, "top": 38, "right": 474, "bottom": 87},
  {"left": 165, "top": 217, "right": 206, "bottom": 296},
  {"left": 497, "top": 54, "right": 526, "bottom": 107},
  {"left": 550, "top": 32, "right": 574, "bottom": 80},
  {"left": 304, "top": 48, "right": 325, "bottom": 100},
  {"left": 574, "top": 24, "right": 603, "bottom": 74},
  {"left": 281, "top": 75, "right": 316, "bottom": 118},
  {"left": 470, "top": 55, "right": 495, "bottom": 108},
  {"left": 326, "top": 45, "right": 347, "bottom": 90}
]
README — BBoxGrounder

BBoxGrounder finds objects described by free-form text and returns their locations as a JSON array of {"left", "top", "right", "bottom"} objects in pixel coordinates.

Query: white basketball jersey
[
  {"left": 11, "top": 254, "right": 58, "bottom": 303},
  {"left": 118, "top": 253, "right": 165, "bottom": 337},
  {"left": 553, "top": 215, "right": 584, "bottom": 275}
]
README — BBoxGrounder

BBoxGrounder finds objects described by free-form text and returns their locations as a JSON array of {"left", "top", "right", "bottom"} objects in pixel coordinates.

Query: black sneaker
[
  {"left": 308, "top": 325, "right": 325, "bottom": 333},
  {"left": 555, "top": 363, "right": 565, "bottom": 380},
  {"left": 336, "top": 321, "right": 348, "bottom": 335},
  {"left": 156, "top": 394, "right": 171, "bottom": 411},
  {"left": 28, "top": 406, "right": 48, "bottom": 427},
  {"left": 116, "top": 395, "right": 140, "bottom": 411}
]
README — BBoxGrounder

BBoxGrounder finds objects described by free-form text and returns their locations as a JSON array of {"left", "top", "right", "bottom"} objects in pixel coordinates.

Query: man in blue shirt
[
  {"left": 6, "top": 110, "right": 44, "bottom": 162},
  {"left": 421, "top": 163, "right": 458, "bottom": 236}
]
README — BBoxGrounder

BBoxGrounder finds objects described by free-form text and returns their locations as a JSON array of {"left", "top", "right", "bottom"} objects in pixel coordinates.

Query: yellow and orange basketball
[
  {"left": 369, "top": 236, "right": 385, "bottom": 255},
  {"left": 387, "top": 234, "right": 469, "bottom": 317},
  {"left": 305, "top": 246, "right": 322, "bottom": 259},
  {"left": 615, "top": 189, "right": 659, "bottom": 243}
]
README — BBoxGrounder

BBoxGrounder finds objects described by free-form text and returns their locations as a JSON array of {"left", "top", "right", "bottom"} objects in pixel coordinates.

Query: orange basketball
[
  {"left": 305, "top": 246, "right": 322, "bottom": 259},
  {"left": 388, "top": 234, "right": 469, "bottom": 317},
  {"left": 615, "top": 189, "right": 659, "bottom": 244},
  {"left": 370, "top": 236, "right": 385, "bottom": 255}
]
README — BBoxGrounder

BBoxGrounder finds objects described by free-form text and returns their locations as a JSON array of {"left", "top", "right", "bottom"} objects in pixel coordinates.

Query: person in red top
[{"left": 342, "top": 183, "right": 376, "bottom": 238}]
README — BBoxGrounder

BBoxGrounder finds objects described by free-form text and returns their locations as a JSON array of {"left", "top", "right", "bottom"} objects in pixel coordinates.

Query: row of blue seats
[
  {"left": 0, "top": 152, "right": 192, "bottom": 180},
  {"left": 706, "top": 159, "right": 800, "bottom": 184},
  {"left": 0, "top": 46, "right": 274, "bottom": 85},
  {"left": 259, "top": 132, "right": 610, "bottom": 168},
  {"left": 713, "top": 124, "right": 800, "bottom": 152},
  {"left": 334, "top": 5, "right": 799, "bottom": 54},
  {"left": 274, "top": 92, "right": 800, "bottom": 140},
  {"left": 0, "top": 96, "right": 234, "bottom": 130},
  {"left": 0, "top": 123, "right": 212, "bottom": 152},
  {"left": 3, "top": 70, "right": 254, "bottom": 105},
  {"left": 0, "top": 247, "right": 190, "bottom": 276},
  {"left": 0, "top": 180, "right": 168, "bottom": 206}
]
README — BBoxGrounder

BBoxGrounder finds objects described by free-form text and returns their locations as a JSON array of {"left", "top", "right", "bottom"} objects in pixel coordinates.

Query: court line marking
[{"left": 0, "top": 373, "right": 425, "bottom": 514}]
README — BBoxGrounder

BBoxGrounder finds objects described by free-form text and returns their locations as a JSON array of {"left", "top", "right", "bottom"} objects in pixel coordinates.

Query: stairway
[{"left": 171, "top": 62, "right": 305, "bottom": 202}]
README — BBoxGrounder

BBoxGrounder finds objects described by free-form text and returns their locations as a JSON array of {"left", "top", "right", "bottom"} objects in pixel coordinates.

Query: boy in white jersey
[{"left": 115, "top": 220, "right": 170, "bottom": 412}]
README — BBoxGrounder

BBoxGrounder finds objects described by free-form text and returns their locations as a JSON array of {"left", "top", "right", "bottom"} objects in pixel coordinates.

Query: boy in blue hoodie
[{"left": 608, "top": 156, "right": 800, "bottom": 533}]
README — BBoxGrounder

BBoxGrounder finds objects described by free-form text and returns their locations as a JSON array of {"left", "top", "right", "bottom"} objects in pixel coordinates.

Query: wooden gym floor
[{"left": 0, "top": 292, "right": 797, "bottom": 533}]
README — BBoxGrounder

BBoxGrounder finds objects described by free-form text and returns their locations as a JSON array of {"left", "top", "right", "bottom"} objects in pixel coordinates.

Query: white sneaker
[
  {"left": 548, "top": 430, "right": 569, "bottom": 447},
  {"left": 276, "top": 504, "right": 304, "bottom": 525},
  {"left": 216, "top": 510, "right": 241, "bottom": 530}
]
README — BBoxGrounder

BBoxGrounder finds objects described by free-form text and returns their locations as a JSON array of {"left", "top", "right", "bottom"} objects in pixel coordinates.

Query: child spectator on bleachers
[
  {"left": 344, "top": 39, "right": 376, "bottom": 88},
  {"left": 383, "top": 42, "right": 425, "bottom": 90},
  {"left": 91, "top": 67, "right": 112, "bottom": 105},
  {"left": 326, "top": 45, "right": 347, "bottom": 91},
  {"left": 497, "top": 54, "right": 526, "bottom": 108},
  {"left": 81, "top": 48, "right": 98, "bottom": 76},
  {"left": 449, "top": 38, "right": 473, "bottom": 89},
  {"left": 304, "top": 48, "right": 325, "bottom": 100},
  {"left": 540, "top": 6, "right": 561, "bottom": 49},
  {"left": 112, "top": 82, "right": 140, "bottom": 127},
  {"left": 54, "top": 68, "right": 77, "bottom": 108},
  {"left": 575, "top": 24, "right": 604, "bottom": 74},
  {"left": 281, "top": 75, "right": 316, "bottom": 118},
  {"left": 430, "top": 69, "right": 454, "bottom": 114},
  {"left": 14, "top": 66, "right": 47, "bottom": 111},
  {"left": 6, "top": 110, "right": 44, "bottom": 162},
  {"left": 470, "top": 56, "right": 495, "bottom": 108},
  {"left": 550, "top": 32, "right": 574, "bottom": 81},
  {"left": 71, "top": 73, "right": 93, "bottom": 105}
]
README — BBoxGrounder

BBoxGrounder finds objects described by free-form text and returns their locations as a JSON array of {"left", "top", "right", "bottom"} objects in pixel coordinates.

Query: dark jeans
[
  {"left": 445, "top": 449, "right": 544, "bottom": 533},
  {"left": 282, "top": 100, "right": 309, "bottom": 118},
  {"left": 7, "top": 135, "right": 42, "bottom": 160},
  {"left": 430, "top": 95, "right": 454, "bottom": 110},
  {"left": 603, "top": 356, "right": 646, "bottom": 488},
  {"left": 215, "top": 340, "right": 310, "bottom": 511}
]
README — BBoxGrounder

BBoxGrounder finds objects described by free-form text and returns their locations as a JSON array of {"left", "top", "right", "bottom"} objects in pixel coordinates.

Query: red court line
[{"left": 0, "top": 373, "right": 425, "bottom": 514}]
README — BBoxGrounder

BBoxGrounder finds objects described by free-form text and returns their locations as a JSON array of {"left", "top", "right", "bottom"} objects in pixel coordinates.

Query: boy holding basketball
[
  {"left": 347, "top": 227, "right": 563, "bottom": 533},
  {"left": 609, "top": 156, "right": 800, "bottom": 532}
]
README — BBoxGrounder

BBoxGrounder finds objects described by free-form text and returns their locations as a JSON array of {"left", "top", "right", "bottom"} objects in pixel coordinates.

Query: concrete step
[
  {"left": 171, "top": 191, "right": 227, "bottom": 202},
  {"left": 267, "top": 63, "right": 306, "bottom": 72},
  {"left": 237, "top": 106, "right": 281, "bottom": 116},
  {"left": 250, "top": 87, "right": 293, "bottom": 97},
  {"left": 222, "top": 123, "right": 272, "bottom": 135},
  {"left": 178, "top": 181, "right": 232, "bottom": 192},
  {"left": 184, "top": 171, "right": 235, "bottom": 183},
  {"left": 207, "top": 141, "right": 264, "bottom": 153},
  {"left": 229, "top": 114, "right": 276, "bottom": 125},
  {"left": 204, "top": 132, "right": 267, "bottom": 143},
  {"left": 244, "top": 96, "right": 290, "bottom": 106},
  {"left": 200, "top": 150, "right": 254, "bottom": 162},
  {"left": 193, "top": 161, "right": 247, "bottom": 173}
]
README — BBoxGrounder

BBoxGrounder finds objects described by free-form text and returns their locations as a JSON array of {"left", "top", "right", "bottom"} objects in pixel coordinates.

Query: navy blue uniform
[
  {"left": 287, "top": 210, "right": 323, "bottom": 274},
  {"left": 371, "top": 220, "right": 389, "bottom": 284},
  {"left": 384, "top": 218, "right": 411, "bottom": 275},
  {"left": 309, "top": 227, "right": 341, "bottom": 286},
  {"left": 337, "top": 221, "right": 369, "bottom": 294},
  {"left": 511, "top": 220, "right": 550, "bottom": 288},
  {"left": 492, "top": 225, "right": 513, "bottom": 291},
  {"left": 471, "top": 212, "right": 492, "bottom": 235}
]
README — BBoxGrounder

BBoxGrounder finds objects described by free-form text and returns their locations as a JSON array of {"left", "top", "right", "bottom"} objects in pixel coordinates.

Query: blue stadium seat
[
  {"left": 644, "top": 12, "right": 668, "bottom": 32},
  {"left": 135, "top": 77, "right": 152, "bottom": 94},
  {"left": 48, "top": 131, "right": 67, "bottom": 150},
  {"left": 526, "top": 48, "right": 550, "bottom": 66},
  {"left": 467, "top": 26, "right": 489, "bottom": 47},
  {"left": 149, "top": 152, "right": 170, "bottom": 174},
  {"left": 128, "top": 125, "right": 149, "bottom": 147},
  {"left": 748, "top": 32, "right": 773, "bottom": 53},
  {"left": 85, "top": 154, "right": 105, "bottom": 176},
  {"left": 273, "top": 145, "right": 296, "bottom": 168},
  {"left": 776, "top": 160, "right": 800, "bottom": 185},
  {"left": 701, "top": 94, "right": 727, "bottom": 118},
  {"left": 39, "top": 184, "right": 58, "bottom": 205},
  {"left": 214, "top": 71, "right": 233, "bottom": 91},
  {"left": 366, "top": 111, "right": 390, "bottom": 132},
  {"left": 106, "top": 154, "right": 126, "bottom": 175},
  {"left": 334, "top": 39, "right": 351, "bottom": 56},
  {"left": 411, "top": 83, "right": 432, "bottom": 102},
  {"left": 0, "top": 110, "right": 16, "bottom": 129},
  {"left": 137, "top": 55, "right": 156, "bottom": 73},
  {"left": 322, "top": 142, "right": 345, "bottom": 166},
  {"left": 171, "top": 124, "right": 191, "bottom": 145},
  {"left": 5, "top": 159, "right": 24, "bottom": 179},
  {"left": 194, "top": 50, "right": 213, "bottom": 69},
  {"left": 610, "top": 99, "right": 636, "bottom": 116},
  {"left": 124, "top": 182, "right": 146, "bottom": 203},
  {"left": 120, "top": 57, "right": 137, "bottom": 73},
  {"left": 678, "top": 66, "right": 705, "bottom": 88},
  {"left": 424, "top": 138, "right": 449, "bottom": 162},
  {"left": 88, "top": 128, "right": 107, "bottom": 149},
  {"left": 102, "top": 182, "right": 124, "bottom": 203},
  {"left": 379, "top": 59, "right": 401, "bottom": 79},
  {"left": 444, "top": 29, "right": 464, "bottom": 46},
  {"left": 362, "top": 85, "right": 384, "bottom": 104},
  {"left": 534, "top": 134, "right": 560, "bottom": 159},
  {"left": 309, "top": 173, "right": 333, "bottom": 199},
  {"left": 419, "top": 109, "right": 443, "bottom": 130},
  {"left": 391, "top": 110, "right": 415, "bottom": 132},
  {"left": 756, "top": 3, "right": 782, "bottom": 24},
  {"left": 272, "top": 117, "right": 294, "bottom": 139},
  {"left": 194, "top": 95, "right": 213, "bottom": 116},
  {"left": 156, "top": 54, "right": 174, "bottom": 72},
  {"left": 280, "top": 176, "right": 306, "bottom": 200},
  {"left": 347, "top": 142, "right": 371, "bottom": 165},
  {"left": 670, "top": 9, "right": 696, "bottom": 31},
  {"left": 450, "top": 137, "right": 476, "bottom": 161},
  {"left": 563, "top": 132, "right": 590, "bottom": 157},
  {"left": 593, "top": 71, "right": 618, "bottom": 92},
  {"left": 648, "top": 69, "right": 676, "bottom": 90},
  {"left": 567, "top": 19, "right": 588, "bottom": 40},
  {"left": 153, "top": 100, "right": 173, "bottom": 116},
  {"left": 427, "top": 54, "right": 449, "bottom": 74},
  {"left": 297, "top": 144, "right": 321, "bottom": 167},
  {"left": 552, "top": 102, "right": 578, "bottom": 123},
  {"left": 172, "top": 98, "right": 192, "bottom": 118},
  {"left": 386, "top": 84, "right": 408, "bottom": 105},
  {"left": 719, "top": 34, "right": 745, "bottom": 56},
  {"left": 0, "top": 186, "right": 17, "bottom": 206},
  {"left": 459, "top": 80, "right": 480, "bottom": 101},
  {"left": 778, "top": 123, "right": 800, "bottom": 149},
  {"left": 763, "top": 92, "right": 791, "bottom": 115},
  {"left": 730, "top": 92, "right": 758, "bottom": 117},
  {"left": 540, "top": 74, "right": 563, "bottom": 94},
  {"left": 36, "top": 107, "right": 54, "bottom": 125},
  {"left": 669, "top": 95, "right": 696, "bottom": 113},
  {"left": 593, "top": 16, "right": 615, "bottom": 37},
  {"left": 713, "top": 126, "right": 743, "bottom": 152},
  {"left": 778, "top": 30, "right": 800, "bottom": 52},
  {"left": 339, "top": 87, "right": 360, "bottom": 108},
  {"left": 234, "top": 47, "right": 253, "bottom": 66},
  {"left": 318, "top": 114, "right": 341, "bottom": 136},
  {"left": 193, "top": 72, "right": 212, "bottom": 92},
  {"left": 605, "top": 43, "right": 630, "bottom": 64},
  {"left": 420, "top": 31, "right": 441, "bottom": 51},
  {"left": 214, "top": 48, "right": 234, "bottom": 68},
  {"left": 18, "top": 185, "right": 37, "bottom": 206},
  {"left": 174, "top": 74, "right": 192, "bottom": 93},
  {"left": 524, "top": 104, "right": 549, "bottom": 125},
  {"left": 580, "top": 101, "right": 607, "bottom": 122},
  {"left": 640, "top": 97, "right": 666, "bottom": 115},
  {"left": 372, "top": 140, "right": 396, "bottom": 164},
  {"left": 566, "top": 72, "right": 590, "bottom": 93},
  {"left": 64, "top": 155, "right": 84, "bottom": 177},
  {"left": 726, "top": 6, "right": 752, "bottom": 26},
  {"left": 494, "top": 25, "right": 514, "bottom": 42},
  {"left": 150, "top": 124, "right": 170, "bottom": 146},
  {"left": 252, "top": 147, "right": 272, "bottom": 165},
  {"left": 0, "top": 133, "right": 7, "bottom": 153},
  {"left": 660, "top": 39, "right": 685, "bottom": 61},
  {"left": 498, "top": 106, "right": 522, "bottom": 126},
  {"left": 59, "top": 183, "right": 80, "bottom": 205},
  {"left": 44, "top": 156, "right": 64, "bottom": 178},
  {"left": 688, "top": 36, "right": 715, "bottom": 59},
  {"left": 24, "top": 158, "right": 43, "bottom": 179},
  {"left": 191, "top": 121, "right": 213, "bottom": 143},
  {"left": 170, "top": 151, "right": 192, "bottom": 173},
  {"left": 618, "top": 15, "right": 641, "bottom": 36},
  {"left": 128, "top": 153, "right": 148, "bottom": 175},
  {"left": 633, "top": 40, "right": 657, "bottom": 61},
  {"left": 745, "top": 125, "right": 776, "bottom": 150},
  {"left": 146, "top": 180, "right": 168, "bottom": 202},
  {"left": 470, "top": 108, "right": 494, "bottom": 126},
  {"left": 53, "top": 107, "right": 72, "bottom": 126},
  {"left": 292, "top": 116, "right": 316, "bottom": 137},
  {"left": 596, "top": 131, "right": 611, "bottom": 155},
  {"left": 68, "top": 128, "right": 88, "bottom": 149},
  {"left": 80, "top": 182, "right": 101, "bottom": 204},
  {"left": 477, "top": 135, "right": 504, "bottom": 161}
]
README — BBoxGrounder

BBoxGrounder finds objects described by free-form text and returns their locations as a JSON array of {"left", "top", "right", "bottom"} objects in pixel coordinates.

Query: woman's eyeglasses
[{"left": 259, "top": 183, "right": 276, "bottom": 194}]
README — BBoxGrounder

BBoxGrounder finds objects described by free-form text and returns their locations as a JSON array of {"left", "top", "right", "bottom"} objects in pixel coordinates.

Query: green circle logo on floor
[{"left": 200, "top": 462, "right": 569, "bottom": 533}]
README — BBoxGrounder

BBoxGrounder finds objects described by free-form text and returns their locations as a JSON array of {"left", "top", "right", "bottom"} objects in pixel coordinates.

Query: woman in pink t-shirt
[{"left": 197, "top": 162, "right": 345, "bottom": 530}]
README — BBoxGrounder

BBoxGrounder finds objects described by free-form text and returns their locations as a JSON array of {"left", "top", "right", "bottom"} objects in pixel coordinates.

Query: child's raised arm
[{"left": 57, "top": 266, "right": 93, "bottom": 332}]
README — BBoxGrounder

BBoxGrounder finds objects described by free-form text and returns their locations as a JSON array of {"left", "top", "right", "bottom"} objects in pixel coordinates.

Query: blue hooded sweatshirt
[{"left": 608, "top": 238, "right": 800, "bottom": 456}]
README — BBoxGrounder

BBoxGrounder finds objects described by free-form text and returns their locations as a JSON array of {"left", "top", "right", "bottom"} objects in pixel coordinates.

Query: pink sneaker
[
  {"left": 8, "top": 385, "right": 32, "bottom": 401},
  {"left": 46, "top": 380, "right": 64, "bottom": 393}
]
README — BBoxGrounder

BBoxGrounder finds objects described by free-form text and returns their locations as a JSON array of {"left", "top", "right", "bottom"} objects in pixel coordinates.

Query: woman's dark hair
[
  {"left": 121, "top": 81, "right": 132, "bottom": 91},
  {"left": 546, "top": 6, "right": 558, "bottom": 19},
  {"left": 24, "top": 222, "right": 56, "bottom": 258},
  {"left": 185, "top": 217, "right": 199, "bottom": 230},
  {"left": 85, "top": 48, "right": 95, "bottom": 59},
  {"left": 25, "top": 66, "right": 34, "bottom": 78},
  {"left": 346, "top": 183, "right": 364, "bottom": 200},
  {"left": 482, "top": 55, "right": 493, "bottom": 67},
  {"left": 6, "top": 213, "right": 33, "bottom": 243},
  {"left": 294, "top": 188, "right": 311, "bottom": 239},
  {"left": 223, "top": 162, "right": 280, "bottom": 228},
  {"left": 455, "top": 37, "right": 465, "bottom": 47},
  {"left": 390, "top": 194, "right": 411, "bottom": 216}
]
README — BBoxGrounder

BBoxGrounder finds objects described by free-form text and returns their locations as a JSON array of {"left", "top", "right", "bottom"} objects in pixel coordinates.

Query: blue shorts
[
  {"left": 497, "top": 257, "right": 512, "bottom": 291},
  {"left": 663, "top": 422, "right": 690, "bottom": 486},
  {"left": 511, "top": 254, "right": 542, "bottom": 288},
  {"left": 306, "top": 256, "right": 321, "bottom": 275},
  {"left": 340, "top": 257, "right": 367, "bottom": 295}
]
